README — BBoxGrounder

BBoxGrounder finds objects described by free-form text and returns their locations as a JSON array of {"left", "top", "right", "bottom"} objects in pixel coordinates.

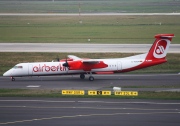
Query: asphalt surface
[
  {"left": 0, "top": 43, "right": 179, "bottom": 53},
  {"left": 0, "top": 74, "right": 180, "bottom": 92},
  {"left": 0, "top": 74, "right": 180, "bottom": 126},
  {"left": 0, "top": 97, "right": 180, "bottom": 126}
]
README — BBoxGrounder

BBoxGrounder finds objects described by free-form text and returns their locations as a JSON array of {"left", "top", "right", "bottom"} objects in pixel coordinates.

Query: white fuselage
[{"left": 3, "top": 53, "right": 146, "bottom": 77}]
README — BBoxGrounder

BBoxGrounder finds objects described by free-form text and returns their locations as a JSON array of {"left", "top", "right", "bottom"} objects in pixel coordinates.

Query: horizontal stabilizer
[{"left": 155, "top": 34, "right": 174, "bottom": 40}]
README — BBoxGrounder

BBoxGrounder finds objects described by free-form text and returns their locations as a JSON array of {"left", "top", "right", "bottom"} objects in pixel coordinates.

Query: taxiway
[
  {"left": 0, "top": 43, "right": 179, "bottom": 53},
  {"left": 0, "top": 74, "right": 180, "bottom": 92},
  {"left": 0, "top": 97, "right": 180, "bottom": 126}
]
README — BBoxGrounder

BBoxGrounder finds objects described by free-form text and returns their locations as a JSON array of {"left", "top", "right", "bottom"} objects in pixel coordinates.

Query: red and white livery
[{"left": 3, "top": 34, "right": 174, "bottom": 81}]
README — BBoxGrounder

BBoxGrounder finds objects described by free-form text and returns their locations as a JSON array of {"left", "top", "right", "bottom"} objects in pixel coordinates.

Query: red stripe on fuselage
[{"left": 115, "top": 59, "right": 167, "bottom": 73}]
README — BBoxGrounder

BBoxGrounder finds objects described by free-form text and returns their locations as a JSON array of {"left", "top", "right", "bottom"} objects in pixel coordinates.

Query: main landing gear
[
  {"left": 89, "top": 76, "right": 94, "bottom": 81},
  {"left": 80, "top": 73, "right": 94, "bottom": 81},
  {"left": 80, "top": 73, "right": 85, "bottom": 79},
  {"left": 11, "top": 77, "right": 15, "bottom": 81}
]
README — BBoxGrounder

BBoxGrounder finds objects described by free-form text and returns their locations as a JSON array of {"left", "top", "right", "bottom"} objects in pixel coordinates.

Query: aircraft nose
[{"left": 3, "top": 70, "right": 11, "bottom": 77}]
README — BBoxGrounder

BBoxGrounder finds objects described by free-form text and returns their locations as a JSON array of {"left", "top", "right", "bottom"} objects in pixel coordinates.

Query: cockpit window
[{"left": 13, "top": 66, "right": 23, "bottom": 69}]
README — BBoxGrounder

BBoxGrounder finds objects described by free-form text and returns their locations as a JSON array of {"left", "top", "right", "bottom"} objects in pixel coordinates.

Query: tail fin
[
  {"left": 146, "top": 34, "right": 174, "bottom": 60},
  {"left": 119, "top": 34, "right": 174, "bottom": 72}
]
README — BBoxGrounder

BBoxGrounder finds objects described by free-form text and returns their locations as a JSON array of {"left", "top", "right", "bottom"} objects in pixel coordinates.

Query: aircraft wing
[
  {"left": 68, "top": 55, "right": 81, "bottom": 60},
  {"left": 82, "top": 59, "right": 107, "bottom": 71},
  {"left": 67, "top": 55, "right": 105, "bottom": 71},
  {"left": 68, "top": 55, "right": 100, "bottom": 64}
]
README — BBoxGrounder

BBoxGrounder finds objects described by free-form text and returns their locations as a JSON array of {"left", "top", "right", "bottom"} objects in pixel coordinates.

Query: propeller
[{"left": 62, "top": 57, "right": 69, "bottom": 68}]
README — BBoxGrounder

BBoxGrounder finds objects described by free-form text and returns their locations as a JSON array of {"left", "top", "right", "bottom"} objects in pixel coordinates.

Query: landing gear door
[
  {"left": 117, "top": 61, "right": 121, "bottom": 71},
  {"left": 28, "top": 64, "right": 33, "bottom": 75}
]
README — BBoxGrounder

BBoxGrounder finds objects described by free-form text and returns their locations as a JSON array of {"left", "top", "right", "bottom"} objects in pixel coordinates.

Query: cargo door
[{"left": 117, "top": 61, "right": 121, "bottom": 71}]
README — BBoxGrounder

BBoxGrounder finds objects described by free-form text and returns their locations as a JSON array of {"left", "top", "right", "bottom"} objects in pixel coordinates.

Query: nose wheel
[{"left": 11, "top": 77, "right": 15, "bottom": 81}]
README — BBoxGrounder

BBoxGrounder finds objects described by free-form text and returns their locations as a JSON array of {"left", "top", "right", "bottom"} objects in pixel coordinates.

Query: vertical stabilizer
[
  {"left": 146, "top": 34, "right": 174, "bottom": 60},
  {"left": 120, "top": 34, "right": 175, "bottom": 73}
]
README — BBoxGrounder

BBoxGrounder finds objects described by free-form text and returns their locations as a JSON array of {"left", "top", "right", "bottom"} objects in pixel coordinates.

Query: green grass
[
  {"left": 0, "top": 15, "right": 180, "bottom": 43},
  {"left": 0, "top": 52, "right": 180, "bottom": 75},
  {"left": 0, "top": 1, "right": 179, "bottom": 43},
  {"left": 0, "top": 0, "right": 179, "bottom": 13},
  {"left": 0, "top": 89, "right": 180, "bottom": 100}
]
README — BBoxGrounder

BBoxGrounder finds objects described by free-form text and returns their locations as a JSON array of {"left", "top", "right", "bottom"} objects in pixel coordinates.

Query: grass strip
[
  {"left": 0, "top": 0, "right": 179, "bottom": 13},
  {"left": 0, "top": 15, "right": 180, "bottom": 43},
  {"left": 0, "top": 89, "right": 180, "bottom": 100}
]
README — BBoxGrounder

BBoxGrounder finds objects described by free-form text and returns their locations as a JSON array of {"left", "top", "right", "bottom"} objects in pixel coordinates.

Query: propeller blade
[
  {"left": 63, "top": 62, "right": 69, "bottom": 67},
  {"left": 63, "top": 57, "right": 69, "bottom": 67}
]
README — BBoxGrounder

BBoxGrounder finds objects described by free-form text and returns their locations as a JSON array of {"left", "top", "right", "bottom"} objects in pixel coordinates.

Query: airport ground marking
[{"left": 1, "top": 111, "right": 179, "bottom": 125}]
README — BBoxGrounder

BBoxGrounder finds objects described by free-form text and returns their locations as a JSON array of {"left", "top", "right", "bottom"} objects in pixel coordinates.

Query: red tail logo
[
  {"left": 155, "top": 40, "right": 167, "bottom": 55},
  {"left": 153, "top": 39, "right": 170, "bottom": 59}
]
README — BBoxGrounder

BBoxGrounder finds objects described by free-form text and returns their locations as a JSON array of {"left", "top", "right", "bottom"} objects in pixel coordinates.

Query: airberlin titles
[{"left": 33, "top": 63, "right": 67, "bottom": 72}]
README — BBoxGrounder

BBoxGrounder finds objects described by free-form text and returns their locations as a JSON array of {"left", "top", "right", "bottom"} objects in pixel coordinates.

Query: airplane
[{"left": 3, "top": 34, "right": 174, "bottom": 81}]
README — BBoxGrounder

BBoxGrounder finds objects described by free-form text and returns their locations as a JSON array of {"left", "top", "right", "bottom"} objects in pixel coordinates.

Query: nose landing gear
[{"left": 11, "top": 77, "right": 15, "bottom": 81}]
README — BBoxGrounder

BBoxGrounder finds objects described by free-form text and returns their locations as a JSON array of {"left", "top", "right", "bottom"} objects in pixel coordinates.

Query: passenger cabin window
[{"left": 13, "top": 66, "right": 23, "bottom": 69}]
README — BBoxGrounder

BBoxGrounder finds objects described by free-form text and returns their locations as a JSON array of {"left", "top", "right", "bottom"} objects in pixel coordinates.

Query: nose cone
[{"left": 3, "top": 70, "right": 11, "bottom": 77}]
